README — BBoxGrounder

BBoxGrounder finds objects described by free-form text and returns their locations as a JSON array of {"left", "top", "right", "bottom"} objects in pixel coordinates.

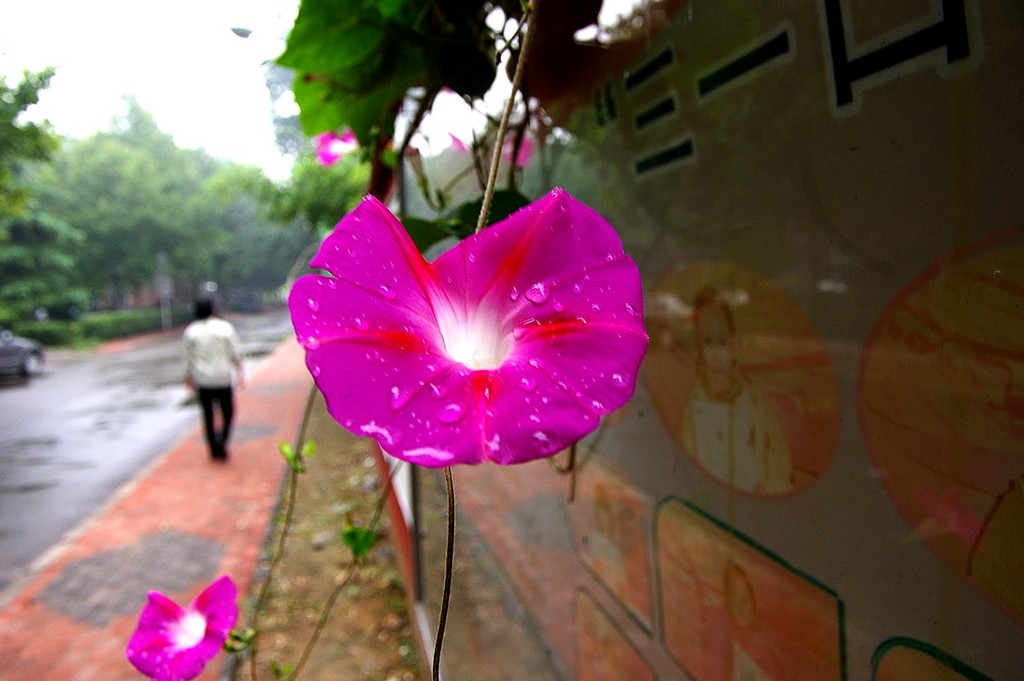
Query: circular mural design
[
  {"left": 860, "top": 230, "right": 1024, "bottom": 625},
  {"left": 644, "top": 261, "right": 840, "bottom": 497}
]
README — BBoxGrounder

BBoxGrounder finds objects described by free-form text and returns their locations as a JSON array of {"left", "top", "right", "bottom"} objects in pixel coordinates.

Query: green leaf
[
  {"left": 278, "top": 441, "right": 308, "bottom": 473},
  {"left": 270, "top": 660, "right": 295, "bottom": 680},
  {"left": 292, "top": 74, "right": 416, "bottom": 144},
  {"left": 277, "top": 1, "right": 383, "bottom": 73},
  {"left": 401, "top": 215, "right": 460, "bottom": 253},
  {"left": 377, "top": 0, "right": 408, "bottom": 20},
  {"left": 224, "top": 627, "right": 256, "bottom": 652},
  {"left": 453, "top": 190, "right": 531, "bottom": 231},
  {"left": 342, "top": 524, "right": 377, "bottom": 560}
]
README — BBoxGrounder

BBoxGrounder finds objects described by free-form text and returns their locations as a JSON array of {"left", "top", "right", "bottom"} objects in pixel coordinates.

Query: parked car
[{"left": 0, "top": 328, "right": 45, "bottom": 377}]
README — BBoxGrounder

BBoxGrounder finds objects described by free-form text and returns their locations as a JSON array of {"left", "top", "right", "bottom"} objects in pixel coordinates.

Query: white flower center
[
  {"left": 171, "top": 610, "right": 207, "bottom": 650},
  {"left": 436, "top": 305, "right": 511, "bottom": 370}
]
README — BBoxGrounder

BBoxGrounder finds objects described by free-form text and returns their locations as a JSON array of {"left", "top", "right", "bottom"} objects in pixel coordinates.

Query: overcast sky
[
  {"left": 0, "top": 0, "right": 298, "bottom": 177},
  {"left": 1, "top": 1, "right": 642, "bottom": 180}
]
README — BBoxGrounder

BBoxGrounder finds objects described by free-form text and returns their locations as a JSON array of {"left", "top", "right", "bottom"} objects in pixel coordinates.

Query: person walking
[{"left": 183, "top": 298, "right": 243, "bottom": 460}]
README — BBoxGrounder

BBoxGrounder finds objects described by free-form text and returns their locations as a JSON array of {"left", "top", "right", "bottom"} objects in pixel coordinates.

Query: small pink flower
[
  {"left": 314, "top": 129, "right": 358, "bottom": 166},
  {"left": 448, "top": 132, "right": 470, "bottom": 154},
  {"left": 448, "top": 132, "right": 534, "bottom": 168},
  {"left": 289, "top": 188, "right": 648, "bottom": 467},
  {"left": 126, "top": 575, "right": 238, "bottom": 681},
  {"left": 501, "top": 134, "right": 533, "bottom": 168}
]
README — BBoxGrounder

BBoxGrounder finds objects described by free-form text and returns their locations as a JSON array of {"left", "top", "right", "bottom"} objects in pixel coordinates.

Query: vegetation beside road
[{"left": 5, "top": 306, "right": 193, "bottom": 347}]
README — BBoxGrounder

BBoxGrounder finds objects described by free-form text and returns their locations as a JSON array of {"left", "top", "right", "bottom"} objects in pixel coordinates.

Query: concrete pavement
[{"left": 0, "top": 338, "right": 312, "bottom": 680}]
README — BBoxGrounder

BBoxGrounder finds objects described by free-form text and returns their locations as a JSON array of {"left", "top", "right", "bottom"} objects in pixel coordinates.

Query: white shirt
[{"left": 183, "top": 317, "right": 242, "bottom": 388}]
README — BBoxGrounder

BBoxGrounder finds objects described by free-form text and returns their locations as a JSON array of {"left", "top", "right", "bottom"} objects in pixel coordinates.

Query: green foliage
[
  {"left": 77, "top": 307, "right": 189, "bottom": 341},
  {"left": 0, "top": 69, "right": 57, "bottom": 221},
  {"left": 6, "top": 99, "right": 309, "bottom": 311},
  {"left": 452, "top": 189, "right": 530, "bottom": 231},
  {"left": 224, "top": 627, "right": 256, "bottom": 653},
  {"left": 276, "top": 0, "right": 521, "bottom": 147},
  {"left": 269, "top": 660, "right": 296, "bottom": 680},
  {"left": 279, "top": 439, "right": 317, "bottom": 473},
  {"left": 8, "top": 319, "right": 78, "bottom": 346},
  {"left": 32, "top": 103, "right": 224, "bottom": 294},
  {"left": 0, "top": 211, "right": 89, "bottom": 320},
  {"left": 7, "top": 307, "right": 191, "bottom": 346},
  {"left": 263, "top": 154, "right": 369, "bottom": 234},
  {"left": 401, "top": 189, "right": 529, "bottom": 254},
  {"left": 341, "top": 522, "right": 377, "bottom": 561}
]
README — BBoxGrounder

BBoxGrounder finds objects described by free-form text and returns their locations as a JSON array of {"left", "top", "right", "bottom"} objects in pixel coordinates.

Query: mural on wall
[
  {"left": 860, "top": 232, "right": 1024, "bottom": 625},
  {"left": 872, "top": 638, "right": 993, "bottom": 681},
  {"left": 575, "top": 590, "right": 657, "bottom": 681},
  {"left": 570, "top": 457, "right": 654, "bottom": 627},
  {"left": 644, "top": 261, "right": 840, "bottom": 496},
  {"left": 656, "top": 499, "right": 845, "bottom": 680}
]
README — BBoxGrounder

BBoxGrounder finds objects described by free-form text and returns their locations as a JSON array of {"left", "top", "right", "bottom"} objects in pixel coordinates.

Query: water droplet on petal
[
  {"left": 438, "top": 403, "right": 466, "bottom": 424},
  {"left": 327, "top": 279, "right": 337, "bottom": 289},
  {"left": 353, "top": 317, "right": 369, "bottom": 331},
  {"left": 553, "top": 300, "right": 564, "bottom": 312},
  {"left": 532, "top": 431, "right": 554, "bottom": 452},
  {"left": 525, "top": 282, "right": 550, "bottom": 304},
  {"left": 519, "top": 376, "right": 536, "bottom": 392},
  {"left": 378, "top": 284, "right": 396, "bottom": 300},
  {"left": 304, "top": 338, "right": 321, "bottom": 350},
  {"left": 486, "top": 434, "right": 501, "bottom": 453},
  {"left": 468, "top": 253, "right": 477, "bottom": 263},
  {"left": 611, "top": 373, "right": 629, "bottom": 388},
  {"left": 529, "top": 414, "right": 541, "bottom": 423},
  {"left": 572, "top": 283, "right": 583, "bottom": 295},
  {"left": 510, "top": 286, "right": 519, "bottom": 301},
  {"left": 591, "top": 399, "right": 605, "bottom": 411},
  {"left": 389, "top": 385, "right": 412, "bottom": 409},
  {"left": 625, "top": 303, "right": 639, "bottom": 317},
  {"left": 306, "top": 298, "right": 320, "bottom": 312},
  {"left": 430, "top": 383, "right": 448, "bottom": 399},
  {"left": 311, "top": 365, "right": 322, "bottom": 377}
]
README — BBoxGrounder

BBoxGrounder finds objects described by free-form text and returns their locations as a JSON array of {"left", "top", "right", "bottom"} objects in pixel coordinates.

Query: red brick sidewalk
[{"left": 0, "top": 339, "right": 312, "bottom": 681}]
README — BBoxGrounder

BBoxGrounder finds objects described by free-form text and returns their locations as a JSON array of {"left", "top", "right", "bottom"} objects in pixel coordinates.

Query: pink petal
[
  {"left": 290, "top": 188, "right": 647, "bottom": 466},
  {"left": 502, "top": 134, "right": 533, "bottom": 167},
  {"left": 192, "top": 575, "right": 237, "bottom": 630},
  {"left": 314, "top": 130, "right": 358, "bottom": 166},
  {"left": 433, "top": 188, "right": 646, "bottom": 461},
  {"left": 448, "top": 132, "right": 469, "bottom": 154}
]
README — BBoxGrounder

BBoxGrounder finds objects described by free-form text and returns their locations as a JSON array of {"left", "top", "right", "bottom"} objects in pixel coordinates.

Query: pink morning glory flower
[
  {"left": 448, "top": 132, "right": 470, "bottom": 154},
  {"left": 314, "top": 129, "right": 358, "bottom": 165},
  {"left": 289, "top": 188, "right": 648, "bottom": 467},
  {"left": 126, "top": 575, "right": 238, "bottom": 681},
  {"left": 448, "top": 132, "right": 534, "bottom": 168},
  {"left": 502, "top": 134, "right": 533, "bottom": 168}
]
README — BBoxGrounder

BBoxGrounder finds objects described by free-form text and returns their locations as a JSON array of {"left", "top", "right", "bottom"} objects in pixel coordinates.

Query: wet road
[{"left": 0, "top": 309, "right": 295, "bottom": 594}]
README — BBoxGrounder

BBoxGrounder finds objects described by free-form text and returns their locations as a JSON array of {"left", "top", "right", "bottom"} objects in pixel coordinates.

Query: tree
[
  {"left": 190, "top": 164, "right": 312, "bottom": 291},
  {"left": 30, "top": 100, "right": 234, "bottom": 303},
  {"left": 263, "top": 153, "right": 369, "bottom": 234},
  {"left": 0, "top": 210, "right": 88, "bottom": 320},
  {"left": 0, "top": 69, "right": 56, "bottom": 222}
]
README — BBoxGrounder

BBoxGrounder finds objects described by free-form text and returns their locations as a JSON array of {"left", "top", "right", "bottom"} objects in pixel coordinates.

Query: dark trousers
[{"left": 198, "top": 386, "right": 234, "bottom": 458}]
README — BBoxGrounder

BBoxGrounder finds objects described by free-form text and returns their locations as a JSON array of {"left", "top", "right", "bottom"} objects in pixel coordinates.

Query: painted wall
[{"left": 419, "top": 2, "right": 1022, "bottom": 679}]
